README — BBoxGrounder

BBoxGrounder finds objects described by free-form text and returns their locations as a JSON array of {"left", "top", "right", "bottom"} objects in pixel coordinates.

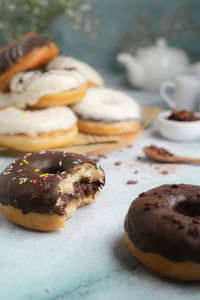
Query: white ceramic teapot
[{"left": 117, "top": 38, "right": 190, "bottom": 91}]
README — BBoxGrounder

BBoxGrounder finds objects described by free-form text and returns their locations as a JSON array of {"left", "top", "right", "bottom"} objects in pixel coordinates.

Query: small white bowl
[{"left": 157, "top": 111, "right": 200, "bottom": 142}]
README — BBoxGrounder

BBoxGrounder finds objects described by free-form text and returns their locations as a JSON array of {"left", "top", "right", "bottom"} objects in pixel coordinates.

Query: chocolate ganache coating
[
  {"left": 0, "top": 151, "right": 105, "bottom": 215},
  {"left": 125, "top": 184, "right": 200, "bottom": 263},
  {"left": 0, "top": 35, "right": 51, "bottom": 74}
]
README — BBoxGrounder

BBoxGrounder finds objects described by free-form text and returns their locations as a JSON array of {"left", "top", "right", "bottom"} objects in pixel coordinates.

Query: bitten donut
[
  {"left": 10, "top": 69, "right": 87, "bottom": 108},
  {"left": 125, "top": 184, "right": 200, "bottom": 281},
  {"left": 72, "top": 88, "right": 141, "bottom": 135},
  {"left": 0, "top": 32, "right": 59, "bottom": 92},
  {"left": 47, "top": 55, "right": 104, "bottom": 87},
  {"left": 0, "top": 151, "right": 105, "bottom": 231},
  {"left": 0, "top": 106, "right": 78, "bottom": 151}
]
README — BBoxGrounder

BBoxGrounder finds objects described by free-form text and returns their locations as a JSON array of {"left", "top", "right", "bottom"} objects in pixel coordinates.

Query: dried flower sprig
[
  {"left": 0, "top": 0, "right": 99, "bottom": 42},
  {"left": 119, "top": 7, "right": 200, "bottom": 59}
]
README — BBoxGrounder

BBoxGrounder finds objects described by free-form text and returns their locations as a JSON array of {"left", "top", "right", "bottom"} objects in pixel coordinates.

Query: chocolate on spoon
[{"left": 143, "top": 145, "right": 200, "bottom": 164}]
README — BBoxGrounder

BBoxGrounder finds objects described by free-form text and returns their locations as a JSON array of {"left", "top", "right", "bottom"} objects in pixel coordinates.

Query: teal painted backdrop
[{"left": 51, "top": 0, "right": 200, "bottom": 71}]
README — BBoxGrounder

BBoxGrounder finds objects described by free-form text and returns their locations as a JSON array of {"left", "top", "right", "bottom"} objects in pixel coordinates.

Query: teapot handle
[{"left": 160, "top": 81, "right": 176, "bottom": 109}]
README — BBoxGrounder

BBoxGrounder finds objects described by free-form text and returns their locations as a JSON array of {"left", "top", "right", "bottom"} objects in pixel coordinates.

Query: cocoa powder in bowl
[{"left": 168, "top": 110, "right": 200, "bottom": 122}]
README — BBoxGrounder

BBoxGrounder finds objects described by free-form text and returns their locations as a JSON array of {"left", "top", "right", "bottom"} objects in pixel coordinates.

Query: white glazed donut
[
  {"left": 0, "top": 106, "right": 78, "bottom": 151},
  {"left": 71, "top": 87, "right": 141, "bottom": 135},
  {"left": 0, "top": 93, "right": 12, "bottom": 108},
  {"left": 72, "top": 87, "right": 141, "bottom": 122},
  {"left": 47, "top": 56, "right": 104, "bottom": 87},
  {"left": 10, "top": 69, "right": 87, "bottom": 108}
]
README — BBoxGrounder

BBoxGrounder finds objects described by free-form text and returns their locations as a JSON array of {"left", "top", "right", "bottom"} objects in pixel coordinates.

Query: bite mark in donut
[{"left": 0, "top": 151, "right": 105, "bottom": 231}]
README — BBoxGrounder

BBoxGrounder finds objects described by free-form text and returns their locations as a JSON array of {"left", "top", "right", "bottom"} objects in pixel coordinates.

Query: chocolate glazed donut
[
  {"left": 0, "top": 35, "right": 51, "bottom": 74},
  {"left": 125, "top": 184, "right": 200, "bottom": 281},
  {"left": 0, "top": 32, "right": 59, "bottom": 91},
  {"left": 0, "top": 151, "right": 105, "bottom": 231}
]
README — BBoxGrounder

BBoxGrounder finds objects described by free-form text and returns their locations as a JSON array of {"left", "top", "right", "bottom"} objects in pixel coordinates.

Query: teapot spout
[{"left": 117, "top": 53, "right": 144, "bottom": 88}]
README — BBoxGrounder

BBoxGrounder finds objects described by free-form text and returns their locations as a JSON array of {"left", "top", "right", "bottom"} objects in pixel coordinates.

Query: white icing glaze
[
  {"left": 47, "top": 56, "right": 104, "bottom": 87},
  {"left": 0, "top": 93, "right": 12, "bottom": 108},
  {"left": 72, "top": 88, "right": 141, "bottom": 122},
  {"left": 0, "top": 106, "right": 77, "bottom": 135},
  {"left": 10, "top": 69, "right": 87, "bottom": 108}
]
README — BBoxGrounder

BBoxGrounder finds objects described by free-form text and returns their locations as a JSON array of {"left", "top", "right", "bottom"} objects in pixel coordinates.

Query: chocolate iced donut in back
[
  {"left": 0, "top": 151, "right": 105, "bottom": 231},
  {"left": 0, "top": 35, "right": 51, "bottom": 74},
  {"left": 125, "top": 184, "right": 200, "bottom": 280},
  {"left": 0, "top": 32, "right": 59, "bottom": 92}
]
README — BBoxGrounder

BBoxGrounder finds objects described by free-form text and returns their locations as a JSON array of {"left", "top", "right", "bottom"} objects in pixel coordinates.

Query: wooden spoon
[{"left": 143, "top": 145, "right": 200, "bottom": 164}]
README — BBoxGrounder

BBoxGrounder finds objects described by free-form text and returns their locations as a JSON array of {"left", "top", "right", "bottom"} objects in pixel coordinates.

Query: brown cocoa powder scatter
[
  {"left": 114, "top": 161, "right": 121, "bottom": 166},
  {"left": 126, "top": 144, "right": 133, "bottom": 148},
  {"left": 145, "top": 145, "right": 173, "bottom": 157},
  {"left": 193, "top": 217, "right": 200, "bottom": 224},
  {"left": 168, "top": 109, "right": 200, "bottom": 122},
  {"left": 161, "top": 170, "right": 168, "bottom": 175},
  {"left": 188, "top": 226, "right": 199, "bottom": 238},
  {"left": 134, "top": 170, "right": 138, "bottom": 174},
  {"left": 143, "top": 207, "right": 151, "bottom": 211},
  {"left": 139, "top": 192, "right": 145, "bottom": 197},
  {"left": 126, "top": 180, "right": 138, "bottom": 185},
  {"left": 178, "top": 225, "right": 184, "bottom": 229},
  {"left": 98, "top": 155, "right": 107, "bottom": 159},
  {"left": 171, "top": 184, "right": 179, "bottom": 189}
]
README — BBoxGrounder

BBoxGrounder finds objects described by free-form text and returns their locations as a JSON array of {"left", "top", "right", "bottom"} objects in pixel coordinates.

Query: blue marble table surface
[{"left": 0, "top": 74, "right": 200, "bottom": 300}]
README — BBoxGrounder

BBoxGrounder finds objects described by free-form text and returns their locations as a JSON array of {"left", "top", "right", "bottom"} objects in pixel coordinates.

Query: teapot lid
[
  {"left": 137, "top": 37, "right": 189, "bottom": 65},
  {"left": 155, "top": 38, "right": 167, "bottom": 48}
]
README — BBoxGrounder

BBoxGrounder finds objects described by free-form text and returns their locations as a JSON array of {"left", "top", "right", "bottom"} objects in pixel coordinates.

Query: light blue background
[{"left": 51, "top": 0, "right": 200, "bottom": 71}]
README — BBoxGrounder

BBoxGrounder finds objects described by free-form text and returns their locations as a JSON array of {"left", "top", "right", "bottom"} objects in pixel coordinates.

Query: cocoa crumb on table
[
  {"left": 114, "top": 161, "right": 121, "bottom": 166},
  {"left": 161, "top": 170, "right": 168, "bottom": 175},
  {"left": 126, "top": 180, "right": 138, "bottom": 184},
  {"left": 98, "top": 155, "right": 107, "bottom": 159}
]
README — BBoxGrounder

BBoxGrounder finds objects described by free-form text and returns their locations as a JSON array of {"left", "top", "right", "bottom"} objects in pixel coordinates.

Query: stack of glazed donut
[{"left": 0, "top": 32, "right": 142, "bottom": 152}]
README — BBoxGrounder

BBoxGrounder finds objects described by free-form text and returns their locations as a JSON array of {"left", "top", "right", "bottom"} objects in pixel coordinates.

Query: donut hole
[
  {"left": 173, "top": 201, "right": 200, "bottom": 217},
  {"left": 40, "top": 166, "right": 65, "bottom": 175}
]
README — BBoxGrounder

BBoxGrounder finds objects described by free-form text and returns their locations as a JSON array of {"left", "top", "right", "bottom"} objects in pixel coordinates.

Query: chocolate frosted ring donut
[
  {"left": 0, "top": 32, "right": 59, "bottom": 92},
  {"left": 0, "top": 151, "right": 105, "bottom": 231},
  {"left": 125, "top": 184, "right": 200, "bottom": 281}
]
